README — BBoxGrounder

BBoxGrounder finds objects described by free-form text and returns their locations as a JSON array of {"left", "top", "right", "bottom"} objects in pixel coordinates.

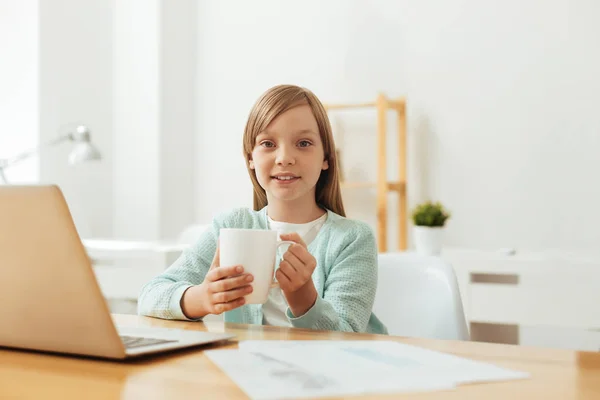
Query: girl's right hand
[{"left": 181, "top": 244, "right": 254, "bottom": 319}]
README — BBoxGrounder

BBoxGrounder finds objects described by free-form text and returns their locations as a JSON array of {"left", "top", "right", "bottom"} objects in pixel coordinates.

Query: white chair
[{"left": 374, "top": 252, "right": 470, "bottom": 341}]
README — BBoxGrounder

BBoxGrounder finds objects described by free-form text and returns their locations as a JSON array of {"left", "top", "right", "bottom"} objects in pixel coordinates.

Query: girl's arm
[
  {"left": 285, "top": 224, "right": 379, "bottom": 333},
  {"left": 137, "top": 224, "right": 219, "bottom": 320}
]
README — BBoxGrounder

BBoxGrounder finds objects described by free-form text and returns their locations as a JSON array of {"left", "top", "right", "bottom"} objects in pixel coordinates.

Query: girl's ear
[
  {"left": 249, "top": 159, "right": 255, "bottom": 169},
  {"left": 322, "top": 159, "right": 329, "bottom": 170}
]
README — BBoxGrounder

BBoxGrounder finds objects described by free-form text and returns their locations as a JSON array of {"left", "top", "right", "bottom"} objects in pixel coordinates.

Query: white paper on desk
[
  {"left": 239, "top": 340, "right": 531, "bottom": 385},
  {"left": 205, "top": 348, "right": 455, "bottom": 400}
]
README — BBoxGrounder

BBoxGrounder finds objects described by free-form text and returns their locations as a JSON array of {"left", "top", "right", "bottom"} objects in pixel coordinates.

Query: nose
[{"left": 275, "top": 145, "right": 295, "bottom": 166}]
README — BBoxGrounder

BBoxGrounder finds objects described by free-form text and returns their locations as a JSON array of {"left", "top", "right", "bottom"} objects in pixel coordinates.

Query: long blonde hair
[{"left": 242, "top": 84, "right": 346, "bottom": 217}]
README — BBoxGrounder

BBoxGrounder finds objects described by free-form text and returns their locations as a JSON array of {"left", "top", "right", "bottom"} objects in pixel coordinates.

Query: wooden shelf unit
[{"left": 324, "top": 94, "right": 407, "bottom": 253}]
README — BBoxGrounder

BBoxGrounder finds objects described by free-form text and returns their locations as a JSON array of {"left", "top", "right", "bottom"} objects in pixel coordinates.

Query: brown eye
[{"left": 260, "top": 141, "right": 275, "bottom": 148}]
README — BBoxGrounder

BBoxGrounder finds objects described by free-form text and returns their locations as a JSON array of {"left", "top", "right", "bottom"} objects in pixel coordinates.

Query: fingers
[
  {"left": 207, "top": 264, "right": 244, "bottom": 282},
  {"left": 212, "top": 285, "right": 253, "bottom": 305},
  {"left": 209, "top": 242, "right": 220, "bottom": 270},
  {"left": 209, "top": 273, "right": 254, "bottom": 292},
  {"left": 279, "top": 232, "right": 307, "bottom": 248},
  {"left": 201, "top": 241, "right": 255, "bottom": 315},
  {"left": 277, "top": 243, "right": 317, "bottom": 293},
  {"left": 213, "top": 297, "right": 247, "bottom": 314},
  {"left": 276, "top": 268, "right": 292, "bottom": 290},
  {"left": 282, "top": 251, "right": 302, "bottom": 272},
  {"left": 278, "top": 260, "right": 298, "bottom": 282},
  {"left": 286, "top": 243, "right": 314, "bottom": 266},
  {"left": 204, "top": 262, "right": 254, "bottom": 315}
]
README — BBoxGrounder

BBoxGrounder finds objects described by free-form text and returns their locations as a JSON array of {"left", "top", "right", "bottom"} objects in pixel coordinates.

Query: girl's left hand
[{"left": 276, "top": 233, "right": 317, "bottom": 292}]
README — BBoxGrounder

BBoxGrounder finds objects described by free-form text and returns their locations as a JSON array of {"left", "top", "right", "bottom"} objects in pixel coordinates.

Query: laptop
[{"left": 0, "top": 185, "right": 234, "bottom": 359}]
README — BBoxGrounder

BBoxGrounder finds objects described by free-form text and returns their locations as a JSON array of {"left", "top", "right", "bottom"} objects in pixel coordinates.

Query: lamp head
[{"left": 68, "top": 125, "right": 101, "bottom": 165}]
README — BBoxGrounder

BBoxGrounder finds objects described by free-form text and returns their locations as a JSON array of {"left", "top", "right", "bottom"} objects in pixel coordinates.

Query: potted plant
[{"left": 411, "top": 201, "right": 451, "bottom": 255}]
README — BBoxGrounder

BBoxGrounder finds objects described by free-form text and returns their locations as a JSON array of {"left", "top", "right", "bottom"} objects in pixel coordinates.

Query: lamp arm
[{"left": 0, "top": 134, "right": 73, "bottom": 169}]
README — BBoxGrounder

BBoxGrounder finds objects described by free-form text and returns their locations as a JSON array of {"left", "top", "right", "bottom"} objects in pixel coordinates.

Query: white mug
[{"left": 219, "top": 228, "right": 294, "bottom": 304}]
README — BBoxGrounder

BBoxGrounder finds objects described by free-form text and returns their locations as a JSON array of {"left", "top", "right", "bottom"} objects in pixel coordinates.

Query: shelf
[
  {"left": 387, "top": 182, "right": 406, "bottom": 192},
  {"left": 324, "top": 102, "right": 376, "bottom": 111},
  {"left": 325, "top": 99, "right": 405, "bottom": 112},
  {"left": 340, "top": 181, "right": 406, "bottom": 192},
  {"left": 340, "top": 181, "right": 377, "bottom": 189},
  {"left": 324, "top": 94, "right": 407, "bottom": 252}
]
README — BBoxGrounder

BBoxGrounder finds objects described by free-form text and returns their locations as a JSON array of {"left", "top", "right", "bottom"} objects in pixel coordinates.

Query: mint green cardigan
[{"left": 138, "top": 207, "right": 388, "bottom": 335}]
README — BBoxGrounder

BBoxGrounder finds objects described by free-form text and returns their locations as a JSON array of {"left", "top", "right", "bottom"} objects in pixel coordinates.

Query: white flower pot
[{"left": 414, "top": 226, "right": 444, "bottom": 256}]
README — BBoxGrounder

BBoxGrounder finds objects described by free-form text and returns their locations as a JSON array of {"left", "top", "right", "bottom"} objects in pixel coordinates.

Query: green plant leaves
[{"left": 411, "top": 201, "right": 450, "bottom": 227}]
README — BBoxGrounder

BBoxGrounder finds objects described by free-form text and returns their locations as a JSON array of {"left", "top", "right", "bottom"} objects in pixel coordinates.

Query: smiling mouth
[{"left": 272, "top": 175, "right": 300, "bottom": 182}]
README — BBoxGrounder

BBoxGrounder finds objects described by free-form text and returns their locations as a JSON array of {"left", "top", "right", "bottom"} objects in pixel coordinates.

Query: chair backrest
[{"left": 373, "top": 252, "right": 470, "bottom": 341}]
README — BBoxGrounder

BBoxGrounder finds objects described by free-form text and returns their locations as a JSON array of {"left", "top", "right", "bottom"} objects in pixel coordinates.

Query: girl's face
[{"left": 250, "top": 104, "right": 329, "bottom": 208}]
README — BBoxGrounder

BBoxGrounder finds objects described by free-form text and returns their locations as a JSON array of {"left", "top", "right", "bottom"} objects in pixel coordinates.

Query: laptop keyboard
[{"left": 120, "top": 335, "right": 178, "bottom": 349}]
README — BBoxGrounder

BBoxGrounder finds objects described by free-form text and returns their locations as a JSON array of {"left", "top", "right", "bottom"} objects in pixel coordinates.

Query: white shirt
[{"left": 262, "top": 212, "right": 328, "bottom": 327}]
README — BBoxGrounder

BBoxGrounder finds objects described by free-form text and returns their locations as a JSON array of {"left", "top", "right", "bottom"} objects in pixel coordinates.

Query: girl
[{"left": 138, "top": 84, "right": 388, "bottom": 334}]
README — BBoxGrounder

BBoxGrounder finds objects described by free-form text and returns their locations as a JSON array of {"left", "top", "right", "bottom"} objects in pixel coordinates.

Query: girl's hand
[
  {"left": 181, "top": 244, "right": 254, "bottom": 319},
  {"left": 276, "top": 233, "right": 318, "bottom": 317}
]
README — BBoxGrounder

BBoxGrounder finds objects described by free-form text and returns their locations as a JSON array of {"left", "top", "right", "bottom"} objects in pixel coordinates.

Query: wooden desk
[{"left": 1, "top": 314, "right": 599, "bottom": 399}]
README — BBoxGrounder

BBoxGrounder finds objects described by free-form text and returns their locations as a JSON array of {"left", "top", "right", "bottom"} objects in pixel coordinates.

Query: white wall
[
  {"left": 195, "top": 0, "right": 600, "bottom": 253},
  {"left": 32, "top": 0, "right": 196, "bottom": 241},
  {"left": 38, "top": 0, "right": 113, "bottom": 238},
  {"left": 159, "top": 0, "right": 197, "bottom": 239},
  {"left": 113, "top": 0, "right": 196, "bottom": 241},
  {"left": 113, "top": 0, "right": 160, "bottom": 240},
  {"left": 0, "top": 1, "right": 38, "bottom": 183}
]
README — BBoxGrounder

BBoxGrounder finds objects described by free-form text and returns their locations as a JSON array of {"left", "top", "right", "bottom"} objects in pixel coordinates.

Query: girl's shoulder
[
  {"left": 324, "top": 210, "right": 374, "bottom": 237},
  {"left": 314, "top": 211, "right": 377, "bottom": 269},
  {"left": 212, "top": 207, "right": 267, "bottom": 230},
  {"left": 321, "top": 210, "right": 377, "bottom": 248}
]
